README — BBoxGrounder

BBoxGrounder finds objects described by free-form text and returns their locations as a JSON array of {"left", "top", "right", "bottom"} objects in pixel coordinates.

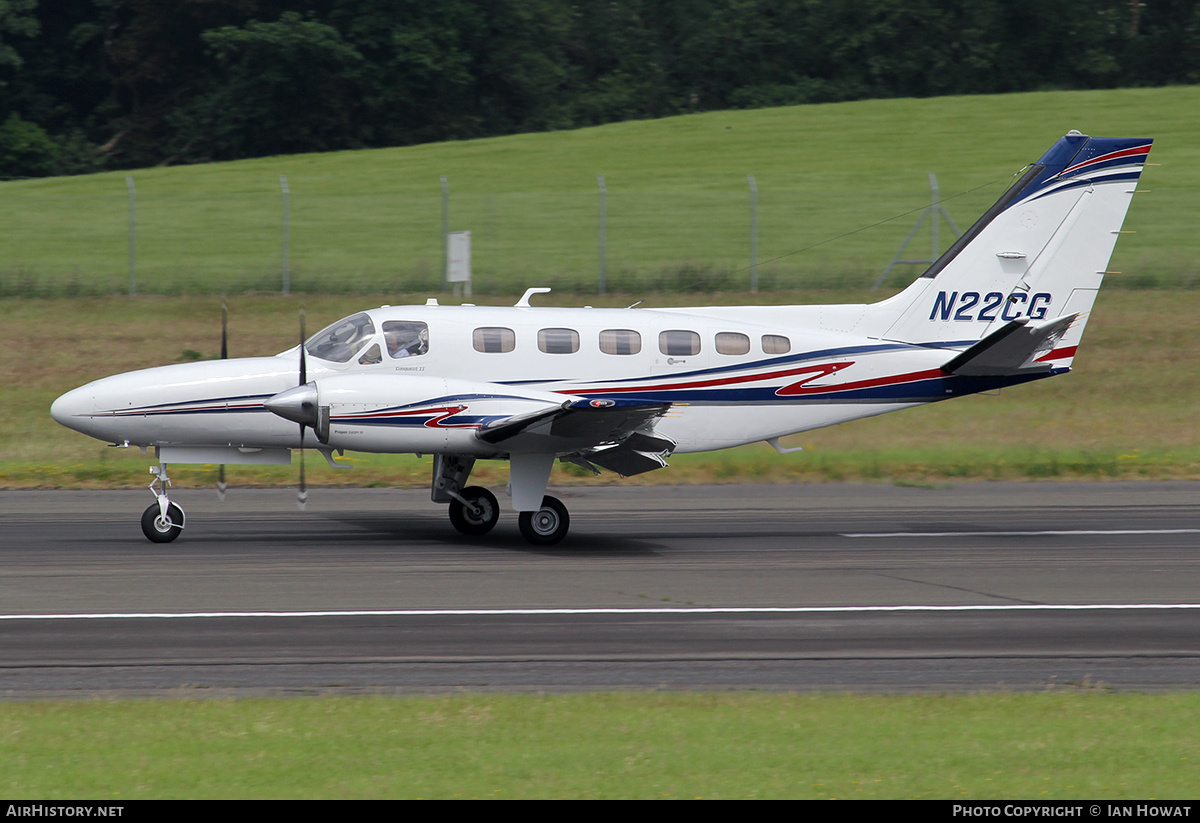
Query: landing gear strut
[
  {"left": 141, "top": 463, "right": 185, "bottom": 543},
  {"left": 433, "top": 454, "right": 571, "bottom": 544}
]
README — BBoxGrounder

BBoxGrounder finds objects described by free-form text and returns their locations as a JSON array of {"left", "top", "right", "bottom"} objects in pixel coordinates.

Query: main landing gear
[
  {"left": 450, "top": 488, "right": 568, "bottom": 545},
  {"left": 141, "top": 463, "right": 185, "bottom": 543},
  {"left": 433, "top": 454, "right": 572, "bottom": 545},
  {"left": 447, "top": 486, "right": 500, "bottom": 536}
]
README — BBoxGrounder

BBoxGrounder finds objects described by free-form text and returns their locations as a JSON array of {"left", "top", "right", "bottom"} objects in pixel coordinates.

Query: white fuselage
[{"left": 51, "top": 301, "right": 973, "bottom": 458}]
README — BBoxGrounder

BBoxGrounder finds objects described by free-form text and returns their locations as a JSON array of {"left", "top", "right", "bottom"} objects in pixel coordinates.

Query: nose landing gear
[{"left": 141, "top": 464, "right": 185, "bottom": 543}]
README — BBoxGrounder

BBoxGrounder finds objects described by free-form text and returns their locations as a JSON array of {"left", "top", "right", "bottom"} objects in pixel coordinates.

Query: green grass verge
[
  {"left": 6, "top": 288, "right": 1198, "bottom": 488},
  {"left": 2, "top": 87, "right": 1199, "bottom": 296},
  {"left": 4, "top": 692, "right": 1198, "bottom": 799}
]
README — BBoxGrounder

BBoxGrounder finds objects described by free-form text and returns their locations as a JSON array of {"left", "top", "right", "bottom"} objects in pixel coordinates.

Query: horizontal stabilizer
[{"left": 941, "top": 313, "right": 1078, "bottom": 377}]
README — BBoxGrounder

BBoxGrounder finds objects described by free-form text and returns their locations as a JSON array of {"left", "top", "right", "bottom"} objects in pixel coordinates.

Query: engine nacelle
[{"left": 295, "top": 373, "right": 568, "bottom": 454}]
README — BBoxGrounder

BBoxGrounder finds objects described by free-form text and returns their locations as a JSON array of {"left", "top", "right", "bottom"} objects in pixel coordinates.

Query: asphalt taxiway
[{"left": 1, "top": 482, "right": 1197, "bottom": 695}]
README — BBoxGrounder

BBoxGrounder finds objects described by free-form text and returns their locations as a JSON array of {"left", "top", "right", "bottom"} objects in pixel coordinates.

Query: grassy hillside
[{"left": 2, "top": 87, "right": 1198, "bottom": 296}]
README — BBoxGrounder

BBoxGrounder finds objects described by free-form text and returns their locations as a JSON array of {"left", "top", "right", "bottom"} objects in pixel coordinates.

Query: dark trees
[{"left": 2, "top": 0, "right": 1198, "bottom": 175}]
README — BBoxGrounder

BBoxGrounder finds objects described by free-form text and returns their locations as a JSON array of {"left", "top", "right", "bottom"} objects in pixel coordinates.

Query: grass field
[
  {"left": 2, "top": 87, "right": 1199, "bottom": 296},
  {"left": 4, "top": 692, "right": 1199, "bottom": 799},
  {"left": 6, "top": 287, "right": 1197, "bottom": 488}
]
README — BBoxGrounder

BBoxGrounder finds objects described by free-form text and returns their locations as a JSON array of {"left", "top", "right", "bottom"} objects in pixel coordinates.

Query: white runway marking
[
  {"left": 3, "top": 604, "right": 1200, "bottom": 621},
  {"left": 841, "top": 529, "right": 1200, "bottom": 538}
]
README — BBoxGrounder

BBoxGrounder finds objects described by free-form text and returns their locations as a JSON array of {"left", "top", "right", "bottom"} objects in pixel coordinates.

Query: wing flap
[
  {"left": 584, "top": 444, "right": 671, "bottom": 477},
  {"left": 475, "top": 399, "right": 672, "bottom": 455}
]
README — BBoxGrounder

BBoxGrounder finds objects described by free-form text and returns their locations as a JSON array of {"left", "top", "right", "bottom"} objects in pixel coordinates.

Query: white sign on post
[{"left": 447, "top": 230, "right": 471, "bottom": 295}]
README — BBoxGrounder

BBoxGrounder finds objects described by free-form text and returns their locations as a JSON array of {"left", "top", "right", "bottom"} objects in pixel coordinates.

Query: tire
[
  {"left": 141, "top": 502, "right": 183, "bottom": 543},
  {"left": 517, "top": 495, "right": 570, "bottom": 546},
  {"left": 448, "top": 486, "right": 500, "bottom": 536}
]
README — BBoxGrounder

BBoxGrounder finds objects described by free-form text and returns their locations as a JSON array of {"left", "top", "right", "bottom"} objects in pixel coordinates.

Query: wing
[{"left": 476, "top": 398, "right": 675, "bottom": 476}]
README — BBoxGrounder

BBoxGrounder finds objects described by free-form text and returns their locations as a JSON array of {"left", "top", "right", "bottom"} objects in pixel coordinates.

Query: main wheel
[
  {"left": 448, "top": 486, "right": 500, "bottom": 536},
  {"left": 141, "top": 502, "right": 184, "bottom": 543},
  {"left": 518, "top": 495, "right": 570, "bottom": 546}
]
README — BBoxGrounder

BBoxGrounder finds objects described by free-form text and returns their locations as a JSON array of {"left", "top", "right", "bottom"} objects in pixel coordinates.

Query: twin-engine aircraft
[{"left": 52, "top": 131, "right": 1152, "bottom": 545}]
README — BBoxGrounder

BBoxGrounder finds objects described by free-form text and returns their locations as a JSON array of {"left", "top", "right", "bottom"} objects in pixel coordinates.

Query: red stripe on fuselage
[
  {"left": 777, "top": 367, "right": 945, "bottom": 396},
  {"left": 565, "top": 362, "right": 857, "bottom": 396},
  {"left": 336, "top": 404, "right": 477, "bottom": 428}
]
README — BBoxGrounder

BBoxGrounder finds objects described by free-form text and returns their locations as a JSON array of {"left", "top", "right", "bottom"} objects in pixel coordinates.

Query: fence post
[
  {"left": 126, "top": 176, "right": 136, "bottom": 295},
  {"left": 598, "top": 174, "right": 607, "bottom": 295},
  {"left": 280, "top": 175, "right": 290, "bottom": 294},
  {"left": 441, "top": 175, "right": 449, "bottom": 292},
  {"left": 748, "top": 174, "right": 758, "bottom": 294}
]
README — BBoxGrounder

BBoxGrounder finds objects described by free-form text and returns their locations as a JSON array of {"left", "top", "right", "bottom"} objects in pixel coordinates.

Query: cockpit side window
[
  {"left": 305, "top": 313, "right": 376, "bottom": 363},
  {"left": 383, "top": 321, "right": 430, "bottom": 358},
  {"left": 358, "top": 344, "right": 383, "bottom": 365}
]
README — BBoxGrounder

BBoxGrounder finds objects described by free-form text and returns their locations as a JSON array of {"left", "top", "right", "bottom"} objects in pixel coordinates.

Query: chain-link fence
[{"left": 1, "top": 171, "right": 1185, "bottom": 298}]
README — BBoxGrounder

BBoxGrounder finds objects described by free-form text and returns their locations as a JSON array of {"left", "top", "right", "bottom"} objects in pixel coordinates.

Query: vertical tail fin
[{"left": 874, "top": 132, "right": 1152, "bottom": 364}]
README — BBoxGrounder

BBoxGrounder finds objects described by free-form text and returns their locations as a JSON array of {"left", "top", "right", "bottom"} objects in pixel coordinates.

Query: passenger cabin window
[
  {"left": 659, "top": 330, "right": 700, "bottom": 357},
  {"left": 599, "top": 329, "right": 641, "bottom": 355},
  {"left": 383, "top": 321, "right": 429, "bottom": 358},
  {"left": 305, "top": 312, "right": 375, "bottom": 363},
  {"left": 473, "top": 327, "right": 516, "bottom": 353},
  {"left": 715, "top": 332, "right": 750, "bottom": 355},
  {"left": 762, "top": 334, "right": 791, "bottom": 354},
  {"left": 538, "top": 328, "right": 580, "bottom": 354}
]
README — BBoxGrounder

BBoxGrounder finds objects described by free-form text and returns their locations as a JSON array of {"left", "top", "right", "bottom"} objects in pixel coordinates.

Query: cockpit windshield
[{"left": 304, "top": 312, "right": 376, "bottom": 363}]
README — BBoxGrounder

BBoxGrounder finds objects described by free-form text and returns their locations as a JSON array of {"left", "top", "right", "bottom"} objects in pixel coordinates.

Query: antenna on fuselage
[{"left": 515, "top": 287, "right": 551, "bottom": 307}]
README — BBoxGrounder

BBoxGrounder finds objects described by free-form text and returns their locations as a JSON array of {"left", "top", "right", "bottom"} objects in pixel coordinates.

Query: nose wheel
[
  {"left": 518, "top": 496, "right": 570, "bottom": 546},
  {"left": 141, "top": 502, "right": 184, "bottom": 543}
]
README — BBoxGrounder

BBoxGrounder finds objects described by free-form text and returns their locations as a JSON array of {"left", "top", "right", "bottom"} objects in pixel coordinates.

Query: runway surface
[{"left": 1, "top": 481, "right": 1198, "bottom": 696}]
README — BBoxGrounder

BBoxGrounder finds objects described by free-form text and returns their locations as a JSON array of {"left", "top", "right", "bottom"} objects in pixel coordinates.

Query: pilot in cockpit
[{"left": 384, "top": 323, "right": 428, "bottom": 358}]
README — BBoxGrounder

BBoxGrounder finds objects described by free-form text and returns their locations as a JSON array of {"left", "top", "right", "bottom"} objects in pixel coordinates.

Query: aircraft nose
[{"left": 50, "top": 385, "right": 94, "bottom": 432}]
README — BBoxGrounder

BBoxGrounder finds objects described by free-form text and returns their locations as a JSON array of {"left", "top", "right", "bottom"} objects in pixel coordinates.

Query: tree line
[{"left": 2, "top": 0, "right": 1198, "bottom": 177}]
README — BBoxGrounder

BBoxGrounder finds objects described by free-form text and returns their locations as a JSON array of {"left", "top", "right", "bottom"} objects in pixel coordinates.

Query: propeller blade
[
  {"left": 299, "top": 307, "right": 307, "bottom": 386},
  {"left": 218, "top": 301, "right": 228, "bottom": 500},
  {"left": 297, "top": 440, "right": 307, "bottom": 509},
  {"left": 297, "top": 307, "right": 308, "bottom": 509}
]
